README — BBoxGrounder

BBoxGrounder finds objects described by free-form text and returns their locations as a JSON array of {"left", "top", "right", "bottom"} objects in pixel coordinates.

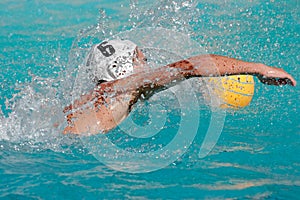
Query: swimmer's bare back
[{"left": 63, "top": 54, "right": 296, "bottom": 134}]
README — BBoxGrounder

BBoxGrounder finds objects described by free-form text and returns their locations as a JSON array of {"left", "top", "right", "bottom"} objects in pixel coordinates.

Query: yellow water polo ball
[{"left": 208, "top": 75, "right": 255, "bottom": 109}]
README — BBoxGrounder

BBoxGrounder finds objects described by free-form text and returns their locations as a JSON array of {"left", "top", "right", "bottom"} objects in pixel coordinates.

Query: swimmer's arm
[
  {"left": 186, "top": 54, "right": 296, "bottom": 86},
  {"left": 95, "top": 56, "right": 295, "bottom": 100},
  {"left": 63, "top": 90, "right": 94, "bottom": 113},
  {"left": 65, "top": 54, "right": 296, "bottom": 112}
]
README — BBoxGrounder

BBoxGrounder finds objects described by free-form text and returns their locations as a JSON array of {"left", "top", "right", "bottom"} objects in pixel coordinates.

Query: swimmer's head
[{"left": 86, "top": 39, "right": 145, "bottom": 83}]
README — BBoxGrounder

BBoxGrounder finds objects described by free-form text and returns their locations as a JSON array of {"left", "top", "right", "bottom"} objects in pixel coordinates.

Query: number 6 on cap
[{"left": 97, "top": 41, "right": 115, "bottom": 57}]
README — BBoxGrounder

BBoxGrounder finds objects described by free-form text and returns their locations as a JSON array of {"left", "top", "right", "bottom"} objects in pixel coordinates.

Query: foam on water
[{"left": 0, "top": 72, "right": 74, "bottom": 151}]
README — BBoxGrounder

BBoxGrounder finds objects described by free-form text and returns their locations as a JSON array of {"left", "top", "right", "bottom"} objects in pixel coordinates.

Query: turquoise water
[{"left": 1, "top": 0, "right": 299, "bottom": 199}]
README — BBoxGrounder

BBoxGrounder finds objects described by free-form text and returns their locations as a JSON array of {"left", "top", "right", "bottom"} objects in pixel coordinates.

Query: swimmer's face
[{"left": 133, "top": 47, "right": 147, "bottom": 71}]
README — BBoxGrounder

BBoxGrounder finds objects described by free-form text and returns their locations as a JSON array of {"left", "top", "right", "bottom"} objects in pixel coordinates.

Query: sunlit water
[{"left": 1, "top": 0, "right": 299, "bottom": 199}]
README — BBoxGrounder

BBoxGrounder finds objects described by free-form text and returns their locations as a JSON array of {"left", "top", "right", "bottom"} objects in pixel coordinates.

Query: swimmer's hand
[{"left": 257, "top": 64, "right": 296, "bottom": 86}]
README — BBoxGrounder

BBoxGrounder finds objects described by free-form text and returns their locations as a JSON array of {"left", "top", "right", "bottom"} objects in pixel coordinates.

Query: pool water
[{"left": 1, "top": 0, "right": 299, "bottom": 199}]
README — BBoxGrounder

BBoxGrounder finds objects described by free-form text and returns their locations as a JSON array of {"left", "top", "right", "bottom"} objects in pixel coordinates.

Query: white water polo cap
[{"left": 85, "top": 39, "right": 137, "bottom": 82}]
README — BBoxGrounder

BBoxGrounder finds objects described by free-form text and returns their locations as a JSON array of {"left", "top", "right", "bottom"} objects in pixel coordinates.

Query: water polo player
[{"left": 63, "top": 39, "right": 296, "bottom": 134}]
